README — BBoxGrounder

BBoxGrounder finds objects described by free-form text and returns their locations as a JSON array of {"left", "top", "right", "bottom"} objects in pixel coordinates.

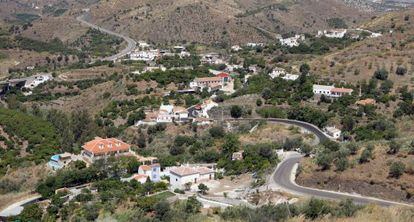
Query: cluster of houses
[
  {"left": 48, "top": 137, "right": 217, "bottom": 189},
  {"left": 136, "top": 99, "right": 218, "bottom": 126},
  {"left": 128, "top": 43, "right": 191, "bottom": 62},
  {"left": 279, "top": 34, "right": 305, "bottom": 47}
]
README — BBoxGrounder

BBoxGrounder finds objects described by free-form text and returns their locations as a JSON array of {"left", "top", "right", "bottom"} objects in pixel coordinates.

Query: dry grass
[{"left": 297, "top": 142, "right": 414, "bottom": 203}]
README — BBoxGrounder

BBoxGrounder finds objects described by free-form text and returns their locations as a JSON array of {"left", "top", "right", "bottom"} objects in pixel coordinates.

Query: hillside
[
  {"left": 308, "top": 9, "right": 414, "bottom": 89},
  {"left": 80, "top": 0, "right": 373, "bottom": 45}
]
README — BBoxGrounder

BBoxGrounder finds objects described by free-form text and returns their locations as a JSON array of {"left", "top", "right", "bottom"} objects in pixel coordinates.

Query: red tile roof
[
  {"left": 139, "top": 165, "right": 151, "bottom": 171},
  {"left": 216, "top": 72, "right": 230, "bottom": 78},
  {"left": 331, "top": 88, "right": 353, "bottom": 93},
  {"left": 82, "top": 137, "right": 130, "bottom": 155}
]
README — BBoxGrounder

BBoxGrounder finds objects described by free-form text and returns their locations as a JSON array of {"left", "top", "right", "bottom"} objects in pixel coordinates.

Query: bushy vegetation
[
  {"left": 72, "top": 28, "right": 123, "bottom": 57},
  {"left": 0, "top": 108, "right": 59, "bottom": 173},
  {"left": 157, "top": 55, "right": 200, "bottom": 68},
  {"left": 221, "top": 198, "right": 361, "bottom": 222},
  {"left": 135, "top": 66, "right": 211, "bottom": 86}
]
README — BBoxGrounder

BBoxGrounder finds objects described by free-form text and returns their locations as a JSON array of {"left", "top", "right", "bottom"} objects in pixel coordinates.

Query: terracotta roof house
[
  {"left": 81, "top": 137, "right": 131, "bottom": 163},
  {"left": 356, "top": 98, "right": 375, "bottom": 106}
]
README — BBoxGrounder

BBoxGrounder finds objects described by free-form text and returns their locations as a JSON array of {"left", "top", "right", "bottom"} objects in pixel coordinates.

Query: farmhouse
[
  {"left": 189, "top": 73, "right": 231, "bottom": 91},
  {"left": 156, "top": 104, "right": 189, "bottom": 123},
  {"left": 81, "top": 137, "right": 131, "bottom": 163},
  {"left": 317, "top": 29, "right": 347, "bottom": 38},
  {"left": 169, "top": 166, "right": 215, "bottom": 189},
  {"left": 313, "top": 85, "right": 353, "bottom": 98},
  {"left": 129, "top": 49, "right": 159, "bottom": 61}
]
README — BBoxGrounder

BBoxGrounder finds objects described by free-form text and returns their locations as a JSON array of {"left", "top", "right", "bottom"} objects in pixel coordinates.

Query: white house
[
  {"left": 24, "top": 74, "right": 52, "bottom": 89},
  {"left": 317, "top": 29, "right": 347, "bottom": 38},
  {"left": 138, "top": 41, "right": 151, "bottom": 49},
  {"left": 269, "top": 68, "right": 299, "bottom": 81},
  {"left": 156, "top": 104, "right": 189, "bottom": 123},
  {"left": 313, "top": 85, "right": 335, "bottom": 97},
  {"left": 200, "top": 53, "right": 223, "bottom": 64},
  {"left": 282, "top": 74, "right": 299, "bottom": 81},
  {"left": 313, "top": 84, "right": 353, "bottom": 98},
  {"left": 246, "top": 42, "right": 264, "bottom": 48},
  {"left": 231, "top": 45, "right": 242, "bottom": 52},
  {"left": 269, "top": 68, "right": 287, "bottom": 79},
  {"left": 189, "top": 73, "right": 231, "bottom": 91},
  {"left": 169, "top": 166, "right": 215, "bottom": 189},
  {"left": 325, "top": 127, "right": 341, "bottom": 139},
  {"left": 129, "top": 49, "right": 159, "bottom": 61},
  {"left": 138, "top": 163, "right": 161, "bottom": 182},
  {"left": 279, "top": 35, "right": 305, "bottom": 47}
]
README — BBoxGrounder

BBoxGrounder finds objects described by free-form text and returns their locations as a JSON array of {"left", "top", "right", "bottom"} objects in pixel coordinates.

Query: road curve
[
  {"left": 224, "top": 118, "right": 331, "bottom": 143},
  {"left": 224, "top": 118, "right": 412, "bottom": 207},
  {"left": 76, "top": 13, "right": 137, "bottom": 61},
  {"left": 0, "top": 194, "right": 42, "bottom": 217},
  {"left": 273, "top": 153, "right": 413, "bottom": 207}
]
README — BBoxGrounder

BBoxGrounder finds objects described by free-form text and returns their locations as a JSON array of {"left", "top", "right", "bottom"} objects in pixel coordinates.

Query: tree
[
  {"left": 359, "top": 148, "right": 373, "bottom": 163},
  {"left": 185, "top": 196, "right": 202, "bottom": 214},
  {"left": 389, "top": 161, "right": 405, "bottom": 178},
  {"left": 230, "top": 105, "right": 243, "bottom": 118},
  {"left": 300, "top": 144, "right": 312, "bottom": 156},
  {"left": 170, "top": 145, "right": 185, "bottom": 155},
  {"left": 335, "top": 157, "right": 349, "bottom": 172},
  {"left": 373, "top": 68, "right": 388, "bottom": 80},
  {"left": 209, "top": 126, "right": 225, "bottom": 138},
  {"left": 341, "top": 115, "right": 355, "bottom": 131},
  {"left": 304, "top": 198, "right": 331, "bottom": 220},
  {"left": 315, "top": 151, "right": 333, "bottom": 170},
  {"left": 136, "top": 133, "right": 146, "bottom": 148},
  {"left": 346, "top": 143, "right": 359, "bottom": 155},
  {"left": 261, "top": 88, "right": 272, "bottom": 100},
  {"left": 256, "top": 98, "right": 263, "bottom": 107},
  {"left": 300, "top": 63, "right": 310, "bottom": 75},
  {"left": 222, "top": 134, "right": 240, "bottom": 157},
  {"left": 198, "top": 183, "right": 209, "bottom": 195},
  {"left": 154, "top": 201, "right": 170, "bottom": 220},
  {"left": 20, "top": 204, "right": 43, "bottom": 222}
]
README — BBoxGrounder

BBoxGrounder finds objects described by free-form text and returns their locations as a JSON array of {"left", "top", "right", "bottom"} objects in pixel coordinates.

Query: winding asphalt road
[
  {"left": 76, "top": 13, "right": 137, "bottom": 61},
  {"left": 272, "top": 152, "right": 412, "bottom": 207},
  {"left": 247, "top": 118, "right": 413, "bottom": 207}
]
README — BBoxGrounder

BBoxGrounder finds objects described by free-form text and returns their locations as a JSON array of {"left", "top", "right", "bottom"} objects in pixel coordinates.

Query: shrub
[
  {"left": 387, "top": 140, "right": 401, "bottom": 155},
  {"left": 230, "top": 105, "right": 243, "bottom": 118},
  {"left": 335, "top": 157, "right": 349, "bottom": 171},
  {"left": 389, "top": 161, "right": 405, "bottom": 178},
  {"left": 174, "top": 188, "right": 185, "bottom": 194},
  {"left": 315, "top": 151, "right": 333, "bottom": 170},
  {"left": 396, "top": 66, "right": 407, "bottom": 76},
  {"left": 209, "top": 126, "right": 225, "bottom": 138},
  {"left": 304, "top": 198, "right": 332, "bottom": 219},
  {"left": 373, "top": 68, "right": 389, "bottom": 80}
]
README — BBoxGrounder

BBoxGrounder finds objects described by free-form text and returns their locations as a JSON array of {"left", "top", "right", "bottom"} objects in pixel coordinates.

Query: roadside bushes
[
  {"left": 256, "top": 106, "right": 287, "bottom": 118},
  {"left": 220, "top": 198, "right": 360, "bottom": 222}
]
